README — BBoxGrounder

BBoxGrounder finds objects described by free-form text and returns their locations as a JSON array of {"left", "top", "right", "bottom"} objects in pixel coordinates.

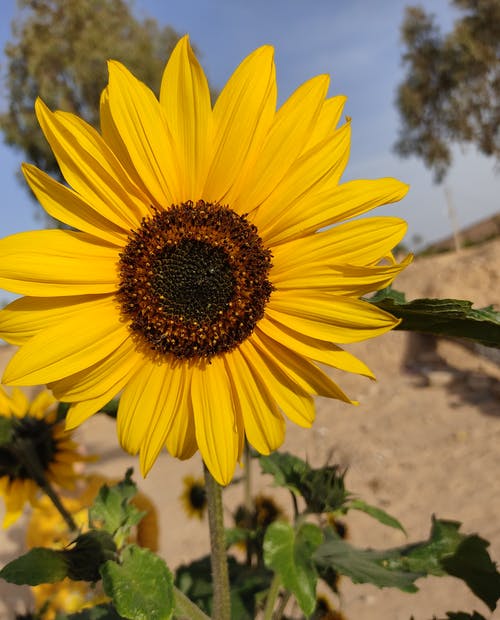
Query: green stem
[
  {"left": 263, "top": 572, "right": 282, "bottom": 620},
  {"left": 13, "top": 438, "right": 77, "bottom": 532},
  {"left": 204, "top": 466, "right": 231, "bottom": 620},
  {"left": 174, "top": 585, "right": 210, "bottom": 620}
]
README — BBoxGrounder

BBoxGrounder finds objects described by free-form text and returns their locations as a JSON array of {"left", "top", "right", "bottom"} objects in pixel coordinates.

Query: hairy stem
[{"left": 204, "top": 466, "right": 231, "bottom": 620}]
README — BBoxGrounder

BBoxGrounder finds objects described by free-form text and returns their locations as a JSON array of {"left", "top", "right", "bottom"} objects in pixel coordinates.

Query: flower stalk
[
  {"left": 204, "top": 465, "right": 231, "bottom": 620},
  {"left": 11, "top": 436, "right": 77, "bottom": 532}
]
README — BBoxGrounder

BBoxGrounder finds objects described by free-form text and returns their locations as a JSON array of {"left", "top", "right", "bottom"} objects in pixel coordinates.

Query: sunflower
[
  {"left": 0, "top": 36, "right": 410, "bottom": 486},
  {"left": 0, "top": 387, "right": 86, "bottom": 528},
  {"left": 180, "top": 474, "right": 207, "bottom": 520}
]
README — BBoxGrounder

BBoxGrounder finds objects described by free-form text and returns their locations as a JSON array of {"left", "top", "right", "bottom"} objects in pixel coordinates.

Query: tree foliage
[
  {"left": 0, "top": 0, "right": 181, "bottom": 182},
  {"left": 394, "top": 0, "right": 500, "bottom": 182}
]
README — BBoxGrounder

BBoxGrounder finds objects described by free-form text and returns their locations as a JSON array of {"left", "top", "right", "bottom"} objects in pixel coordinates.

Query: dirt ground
[{"left": 0, "top": 238, "right": 499, "bottom": 619}]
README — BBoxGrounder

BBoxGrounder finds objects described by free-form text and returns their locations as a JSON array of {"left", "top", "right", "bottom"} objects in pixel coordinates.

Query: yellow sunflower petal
[
  {"left": 160, "top": 35, "right": 212, "bottom": 200},
  {"left": 273, "top": 254, "right": 413, "bottom": 294},
  {"left": 139, "top": 362, "right": 194, "bottom": 474},
  {"left": 2, "top": 297, "right": 128, "bottom": 385},
  {"left": 258, "top": 317, "right": 374, "bottom": 378},
  {"left": 2, "top": 478, "right": 35, "bottom": 528},
  {"left": 49, "top": 338, "right": 142, "bottom": 402},
  {"left": 28, "top": 390, "right": 56, "bottom": 418},
  {"left": 303, "top": 95, "right": 347, "bottom": 151},
  {"left": 235, "top": 74, "right": 329, "bottom": 213},
  {"left": 35, "top": 100, "right": 150, "bottom": 228},
  {"left": 255, "top": 122, "right": 351, "bottom": 235},
  {"left": 272, "top": 217, "right": 408, "bottom": 273},
  {"left": 0, "top": 294, "right": 111, "bottom": 346},
  {"left": 9, "top": 388, "right": 29, "bottom": 417},
  {"left": 239, "top": 339, "right": 316, "bottom": 427},
  {"left": 0, "top": 231, "right": 118, "bottom": 296},
  {"left": 264, "top": 177, "right": 409, "bottom": 245},
  {"left": 190, "top": 356, "right": 241, "bottom": 485},
  {"left": 117, "top": 362, "right": 160, "bottom": 456},
  {"left": 267, "top": 291, "right": 399, "bottom": 344},
  {"left": 204, "top": 45, "right": 276, "bottom": 205},
  {"left": 22, "top": 165, "right": 126, "bottom": 245},
  {"left": 252, "top": 329, "right": 353, "bottom": 403},
  {"left": 106, "top": 60, "right": 181, "bottom": 206},
  {"left": 225, "top": 347, "right": 285, "bottom": 455}
]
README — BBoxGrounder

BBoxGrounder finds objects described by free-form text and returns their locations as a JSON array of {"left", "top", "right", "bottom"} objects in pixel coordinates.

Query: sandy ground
[{"left": 0, "top": 238, "right": 499, "bottom": 619}]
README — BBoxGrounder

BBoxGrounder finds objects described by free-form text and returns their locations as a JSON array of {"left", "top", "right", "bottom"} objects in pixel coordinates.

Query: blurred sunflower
[
  {"left": 0, "top": 387, "right": 86, "bottom": 528},
  {"left": 180, "top": 474, "right": 207, "bottom": 520},
  {"left": 0, "top": 35, "right": 410, "bottom": 486}
]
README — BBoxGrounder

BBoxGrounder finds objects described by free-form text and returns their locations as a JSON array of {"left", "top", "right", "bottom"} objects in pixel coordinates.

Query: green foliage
[
  {"left": 175, "top": 555, "right": 272, "bottom": 619},
  {"left": 314, "top": 518, "right": 500, "bottom": 610},
  {"left": 441, "top": 535, "right": 500, "bottom": 611},
  {"left": 348, "top": 499, "right": 406, "bottom": 534},
  {"left": 89, "top": 468, "right": 144, "bottom": 548},
  {"left": 57, "top": 604, "right": 126, "bottom": 619},
  {"left": 258, "top": 451, "right": 310, "bottom": 495},
  {"left": 369, "top": 288, "right": 500, "bottom": 348},
  {"left": 0, "top": 530, "right": 116, "bottom": 585},
  {"left": 394, "top": 1, "right": 500, "bottom": 181},
  {"left": 101, "top": 544, "right": 174, "bottom": 620},
  {"left": 263, "top": 521, "right": 323, "bottom": 616},
  {"left": 0, "top": 547, "right": 68, "bottom": 585},
  {"left": 0, "top": 0, "right": 181, "bottom": 204}
]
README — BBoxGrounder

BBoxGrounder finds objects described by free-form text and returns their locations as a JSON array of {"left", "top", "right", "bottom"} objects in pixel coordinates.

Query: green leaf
[
  {"left": 259, "top": 452, "right": 310, "bottom": 494},
  {"left": 441, "top": 535, "right": 500, "bottom": 611},
  {"left": 0, "top": 547, "right": 68, "bottom": 585},
  {"left": 101, "top": 544, "right": 174, "bottom": 620},
  {"left": 58, "top": 603, "right": 126, "bottom": 619},
  {"left": 314, "top": 517, "right": 500, "bottom": 610},
  {"left": 313, "top": 530, "right": 422, "bottom": 592},
  {"left": 89, "top": 469, "right": 144, "bottom": 546},
  {"left": 263, "top": 521, "right": 323, "bottom": 616},
  {"left": 348, "top": 499, "right": 406, "bottom": 534},
  {"left": 395, "top": 518, "right": 465, "bottom": 576},
  {"left": 369, "top": 288, "right": 500, "bottom": 348}
]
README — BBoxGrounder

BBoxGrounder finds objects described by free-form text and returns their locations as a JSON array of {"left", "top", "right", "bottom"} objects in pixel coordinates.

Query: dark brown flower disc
[{"left": 118, "top": 200, "right": 273, "bottom": 360}]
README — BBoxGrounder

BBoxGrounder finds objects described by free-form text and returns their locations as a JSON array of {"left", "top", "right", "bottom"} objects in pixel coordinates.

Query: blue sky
[{"left": 0, "top": 0, "right": 498, "bottom": 248}]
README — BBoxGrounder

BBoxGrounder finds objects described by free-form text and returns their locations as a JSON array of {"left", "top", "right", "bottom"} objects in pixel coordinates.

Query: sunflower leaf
[
  {"left": 314, "top": 517, "right": 500, "bottom": 608},
  {"left": 101, "top": 544, "right": 174, "bottom": 620},
  {"left": 259, "top": 452, "right": 310, "bottom": 494},
  {"left": 369, "top": 288, "right": 500, "bottom": 348},
  {"left": 313, "top": 529, "right": 421, "bottom": 592},
  {"left": 348, "top": 499, "right": 406, "bottom": 534},
  {"left": 263, "top": 521, "right": 323, "bottom": 616},
  {"left": 0, "top": 547, "right": 68, "bottom": 585},
  {"left": 89, "top": 469, "right": 144, "bottom": 546}
]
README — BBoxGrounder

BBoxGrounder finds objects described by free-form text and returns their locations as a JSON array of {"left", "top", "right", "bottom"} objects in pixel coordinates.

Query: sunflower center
[
  {"left": 118, "top": 200, "right": 273, "bottom": 360},
  {"left": 0, "top": 416, "right": 56, "bottom": 480},
  {"left": 153, "top": 239, "right": 235, "bottom": 322}
]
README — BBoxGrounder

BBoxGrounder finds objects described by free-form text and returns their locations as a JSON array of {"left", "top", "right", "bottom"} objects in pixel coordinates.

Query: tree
[
  {"left": 0, "top": 0, "right": 181, "bottom": 184},
  {"left": 394, "top": 0, "right": 500, "bottom": 182}
]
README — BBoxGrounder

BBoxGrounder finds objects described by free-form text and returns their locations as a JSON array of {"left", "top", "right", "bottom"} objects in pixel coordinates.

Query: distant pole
[{"left": 444, "top": 185, "right": 461, "bottom": 253}]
